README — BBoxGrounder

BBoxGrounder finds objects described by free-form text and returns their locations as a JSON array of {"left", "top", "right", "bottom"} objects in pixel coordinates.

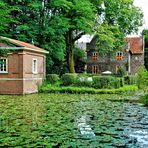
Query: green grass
[{"left": 39, "top": 84, "right": 138, "bottom": 94}]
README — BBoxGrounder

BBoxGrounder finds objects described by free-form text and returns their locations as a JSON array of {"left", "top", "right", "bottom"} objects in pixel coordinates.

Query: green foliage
[
  {"left": 116, "top": 66, "right": 126, "bottom": 77},
  {"left": 0, "top": 37, "right": 17, "bottom": 56},
  {"left": 144, "top": 48, "right": 148, "bottom": 70},
  {"left": 137, "top": 65, "right": 148, "bottom": 89},
  {"left": 143, "top": 29, "right": 148, "bottom": 47},
  {"left": 0, "top": 1, "right": 18, "bottom": 56},
  {"left": 75, "top": 76, "right": 92, "bottom": 87},
  {"left": 96, "top": 24, "right": 125, "bottom": 54},
  {"left": 0, "top": 0, "right": 143, "bottom": 73},
  {"left": 120, "top": 77, "right": 125, "bottom": 87},
  {"left": 46, "top": 74, "right": 60, "bottom": 84},
  {"left": 0, "top": 1, "right": 17, "bottom": 31},
  {"left": 61, "top": 73, "right": 77, "bottom": 86},
  {"left": 39, "top": 84, "right": 138, "bottom": 94},
  {"left": 103, "top": 0, "right": 143, "bottom": 34},
  {"left": 143, "top": 30, "right": 148, "bottom": 70},
  {"left": 140, "top": 94, "right": 148, "bottom": 106},
  {"left": 92, "top": 76, "right": 121, "bottom": 89},
  {"left": 74, "top": 47, "right": 86, "bottom": 73},
  {"left": 124, "top": 75, "right": 137, "bottom": 85},
  {"left": 95, "top": 0, "right": 143, "bottom": 55}
]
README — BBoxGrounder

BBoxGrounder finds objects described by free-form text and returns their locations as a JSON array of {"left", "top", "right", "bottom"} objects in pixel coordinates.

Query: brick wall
[
  {"left": 86, "top": 37, "right": 144, "bottom": 75},
  {"left": 23, "top": 51, "right": 45, "bottom": 94},
  {"left": 0, "top": 50, "right": 46, "bottom": 94}
]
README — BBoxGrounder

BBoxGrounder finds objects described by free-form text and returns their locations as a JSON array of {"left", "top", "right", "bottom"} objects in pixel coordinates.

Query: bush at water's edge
[
  {"left": 39, "top": 85, "right": 138, "bottom": 94},
  {"left": 140, "top": 94, "right": 148, "bottom": 106}
]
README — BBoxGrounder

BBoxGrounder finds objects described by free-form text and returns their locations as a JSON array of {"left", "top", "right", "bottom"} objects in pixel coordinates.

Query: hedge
[
  {"left": 92, "top": 76, "right": 121, "bottom": 89},
  {"left": 61, "top": 73, "right": 77, "bottom": 86},
  {"left": 39, "top": 85, "right": 138, "bottom": 94},
  {"left": 46, "top": 74, "right": 60, "bottom": 84},
  {"left": 124, "top": 75, "right": 137, "bottom": 85}
]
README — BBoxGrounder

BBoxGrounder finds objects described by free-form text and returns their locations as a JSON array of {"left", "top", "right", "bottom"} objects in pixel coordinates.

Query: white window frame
[
  {"left": 32, "top": 58, "right": 38, "bottom": 74},
  {"left": 0, "top": 58, "right": 8, "bottom": 73},
  {"left": 116, "top": 51, "right": 123, "bottom": 57},
  {"left": 92, "top": 52, "right": 98, "bottom": 60}
]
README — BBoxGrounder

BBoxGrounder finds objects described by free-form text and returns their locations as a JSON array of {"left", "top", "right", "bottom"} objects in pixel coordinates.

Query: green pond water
[{"left": 0, "top": 93, "right": 148, "bottom": 147}]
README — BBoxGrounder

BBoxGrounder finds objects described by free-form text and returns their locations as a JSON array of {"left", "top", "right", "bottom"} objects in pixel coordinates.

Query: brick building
[
  {"left": 76, "top": 35, "right": 144, "bottom": 74},
  {"left": 0, "top": 36, "right": 48, "bottom": 94}
]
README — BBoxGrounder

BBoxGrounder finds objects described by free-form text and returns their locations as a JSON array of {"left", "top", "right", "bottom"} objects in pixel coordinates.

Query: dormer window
[
  {"left": 116, "top": 51, "right": 123, "bottom": 60},
  {"left": 92, "top": 52, "right": 98, "bottom": 61}
]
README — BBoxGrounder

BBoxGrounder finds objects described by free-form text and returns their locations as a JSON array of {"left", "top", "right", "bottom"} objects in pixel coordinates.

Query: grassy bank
[{"left": 39, "top": 84, "right": 138, "bottom": 94}]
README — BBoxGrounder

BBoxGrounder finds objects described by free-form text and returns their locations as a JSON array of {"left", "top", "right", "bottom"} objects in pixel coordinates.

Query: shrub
[
  {"left": 116, "top": 66, "right": 126, "bottom": 77},
  {"left": 140, "top": 94, "right": 148, "bottom": 106},
  {"left": 124, "top": 75, "right": 137, "bottom": 85},
  {"left": 75, "top": 76, "right": 93, "bottom": 87},
  {"left": 114, "top": 77, "right": 124, "bottom": 88},
  {"left": 92, "top": 76, "right": 120, "bottom": 89},
  {"left": 120, "top": 77, "right": 124, "bottom": 87},
  {"left": 46, "top": 74, "right": 60, "bottom": 84},
  {"left": 39, "top": 84, "right": 138, "bottom": 94},
  {"left": 137, "top": 65, "right": 148, "bottom": 89},
  {"left": 61, "top": 73, "right": 77, "bottom": 86}
]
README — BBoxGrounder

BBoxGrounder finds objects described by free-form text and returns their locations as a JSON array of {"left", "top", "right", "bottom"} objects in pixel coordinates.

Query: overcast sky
[{"left": 134, "top": 0, "right": 148, "bottom": 29}]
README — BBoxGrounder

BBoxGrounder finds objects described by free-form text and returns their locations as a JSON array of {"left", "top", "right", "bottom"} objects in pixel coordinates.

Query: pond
[{"left": 0, "top": 93, "right": 148, "bottom": 147}]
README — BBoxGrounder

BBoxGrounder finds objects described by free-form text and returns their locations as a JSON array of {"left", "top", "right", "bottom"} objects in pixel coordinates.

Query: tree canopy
[{"left": 0, "top": 0, "right": 144, "bottom": 73}]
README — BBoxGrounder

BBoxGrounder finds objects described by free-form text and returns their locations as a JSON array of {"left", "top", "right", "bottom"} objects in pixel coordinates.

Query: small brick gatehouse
[{"left": 0, "top": 36, "right": 48, "bottom": 94}]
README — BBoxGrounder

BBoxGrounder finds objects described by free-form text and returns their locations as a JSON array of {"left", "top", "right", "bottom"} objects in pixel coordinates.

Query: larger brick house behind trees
[
  {"left": 76, "top": 35, "right": 144, "bottom": 74},
  {"left": 0, "top": 36, "right": 48, "bottom": 94}
]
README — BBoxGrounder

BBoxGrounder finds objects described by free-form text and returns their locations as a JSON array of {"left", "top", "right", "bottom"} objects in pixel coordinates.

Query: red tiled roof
[
  {"left": 0, "top": 43, "right": 8, "bottom": 47},
  {"left": 126, "top": 37, "right": 143, "bottom": 54},
  {"left": 0, "top": 36, "right": 48, "bottom": 53}
]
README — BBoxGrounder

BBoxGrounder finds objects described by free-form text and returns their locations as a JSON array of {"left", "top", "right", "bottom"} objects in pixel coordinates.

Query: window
[
  {"left": 92, "top": 52, "right": 98, "bottom": 61},
  {"left": 116, "top": 51, "right": 123, "bottom": 60},
  {"left": 32, "top": 59, "right": 38, "bottom": 74},
  {"left": 0, "top": 58, "right": 7, "bottom": 73},
  {"left": 92, "top": 65, "right": 98, "bottom": 74}
]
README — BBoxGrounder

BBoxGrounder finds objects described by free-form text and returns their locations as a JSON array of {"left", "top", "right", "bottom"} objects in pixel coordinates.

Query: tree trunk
[{"left": 66, "top": 30, "right": 75, "bottom": 73}]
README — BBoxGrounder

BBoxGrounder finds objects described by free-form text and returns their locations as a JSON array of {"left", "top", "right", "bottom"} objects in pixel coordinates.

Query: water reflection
[
  {"left": 76, "top": 115, "right": 95, "bottom": 138},
  {"left": 124, "top": 103, "right": 148, "bottom": 148},
  {"left": 130, "top": 130, "right": 148, "bottom": 147}
]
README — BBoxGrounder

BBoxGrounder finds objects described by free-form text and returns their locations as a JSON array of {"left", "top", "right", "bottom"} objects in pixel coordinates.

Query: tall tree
[
  {"left": 0, "top": 1, "right": 18, "bottom": 56},
  {"left": 0, "top": 1, "right": 15, "bottom": 31},
  {"left": 0, "top": 0, "right": 68, "bottom": 72},
  {"left": 0, "top": 0, "right": 143, "bottom": 73},
  {"left": 94, "top": 0, "right": 143, "bottom": 54},
  {"left": 59, "top": 0, "right": 96, "bottom": 73}
]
